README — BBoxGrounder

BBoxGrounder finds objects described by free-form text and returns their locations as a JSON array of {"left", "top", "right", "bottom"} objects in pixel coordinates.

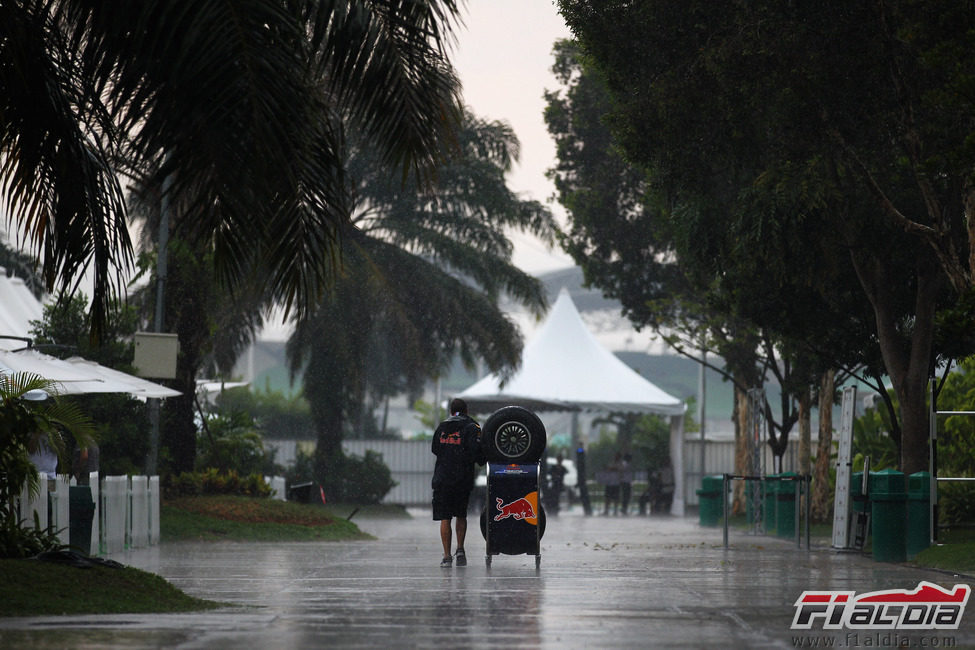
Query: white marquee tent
[{"left": 458, "top": 289, "right": 689, "bottom": 515}]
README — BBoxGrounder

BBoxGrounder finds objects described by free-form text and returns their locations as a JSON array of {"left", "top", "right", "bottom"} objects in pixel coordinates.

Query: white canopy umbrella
[
  {"left": 0, "top": 348, "right": 179, "bottom": 397},
  {"left": 65, "top": 357, "right": 181, "bottom": 398},
  {"left": 458, "top": 289, "right": 689, "bottom": 515}
]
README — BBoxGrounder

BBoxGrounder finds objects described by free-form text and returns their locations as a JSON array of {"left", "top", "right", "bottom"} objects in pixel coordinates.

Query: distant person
[
  {"left": 602, "top": 452, "right": 622, "bottom": 515},
  {"left": 28, "top": 433, "right": 58, "bottom": 480},
  {"left": 619, "top": 453, "right": 633, "bottom": 515},
  {"left": 431, "top": 398, "right": 484, "bottom": 568},
  {"left": 545, "top": 452, "right": 568, "bottom": 515},
  {"left": 72, "top": 442, "right": 100, "bottom": 485}
]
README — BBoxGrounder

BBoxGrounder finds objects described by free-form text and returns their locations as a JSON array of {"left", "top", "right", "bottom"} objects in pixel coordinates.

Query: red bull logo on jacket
[{"left": 493, "top": 491, "right": 539, "bottom": 525}]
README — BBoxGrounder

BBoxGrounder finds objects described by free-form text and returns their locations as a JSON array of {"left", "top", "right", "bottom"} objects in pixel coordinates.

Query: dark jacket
[{"left": 431, "top": 414, "right": 484, "bottom": 490}]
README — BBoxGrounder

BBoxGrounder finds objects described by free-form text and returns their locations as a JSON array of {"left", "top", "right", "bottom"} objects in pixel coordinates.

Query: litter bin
[
  {"left": 869, "top": 468, "right": 907, "bottom": 562},
  {"left": 69, "top": 485, "right": 95, "bottom": 555},
  {"left": 775, "top": 472, "right": 798, "bottom": 539},
  {"left": 764, "top": 475, "right": 779, "bottom": 534},
  {"left": 906, "top": 471, "right": 931, "bottom": 558},
  {"left": 696, "top": 475, "right": 723, "bottom": 527},
  {"left": 288, "top": 482, "right": 314, "bottom": 503}
]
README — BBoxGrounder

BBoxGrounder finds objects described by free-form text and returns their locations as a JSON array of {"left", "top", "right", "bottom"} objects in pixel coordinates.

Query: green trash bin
[
  {"left": 869, "top": 468, "right": 907, "bottom": 562},
  {"left": 906, "top": 471, "right": 931, "bottom": 558},
  {"left": 851, "top": 471, "right": 867, "bottom": 513},
  {"left": 763, "top": 475, "right": 779, "bottom": 534},
  {"left": 775, "top": 472, "right": 799, "bottom": 539},
  {"left": 69, "top": 485, "right": 95, "bottom": 556},
  {"left": 696, "top": 475, "right": 723, "bottom": 527}
]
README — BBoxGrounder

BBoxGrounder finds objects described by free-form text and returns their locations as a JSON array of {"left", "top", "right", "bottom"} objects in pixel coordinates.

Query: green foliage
[
  {"left": 196, "top": 412, "right": 279, "bottom": 477},
  {"left": 411, "top": 399, "right": 442, "bottom": 432},
  {"left": 0, "top": 373, "right": 93, "bottom": 517},
  {"left": 29, "top": 293, "right": 150, "bottom": 475},
  {"left": 584, "top": 414, "right": 671, "bottom": 479},
  {"left": 0, "top": 514, "right": 67, "bottom": 559},
  {"left": 164, "top": 470, "right": 271, "bottom": 499},
  {"left": 287, "top": 448, "right": 396, "bottom": 505},
  {"left": 851, "top": 403, "right": 898, "bottom": 472},
  {"left": 556, "top": 0, "right": 975, "bottom": 474},
  {"left": 584, "top": 429, "right": 619, "bottom": 480},
  {"left": 933, "top": 358, "right": 975, "bottom": 525},
  {"left": 214, "top": 387, "right": 313, "bottom": 440},
  {"left": 290, "top": 108, "right": 555, "bottom": 469},
  {"left": 30, "top": 293, "right": 139, "bottom": 367},
  {"left": 630, "top": 415, "right": 671, "bottom": 475}
]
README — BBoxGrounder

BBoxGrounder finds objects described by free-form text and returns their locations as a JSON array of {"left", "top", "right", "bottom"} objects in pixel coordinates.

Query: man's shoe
[
  {"left": 455, "top": 549, "right": 467, "bottom": 566},
  {"left": 440, "top": 556, "right": 452, "bottom": 568}
]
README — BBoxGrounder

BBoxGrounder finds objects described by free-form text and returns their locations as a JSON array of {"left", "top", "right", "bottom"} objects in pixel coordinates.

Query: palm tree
[
  {"left": 1, "top": 0, "right": 463, "bottom": 337},
  {"left": 0, "top": 372, "right": 93, "bottom": 515},
  {"left": 287, "top": 109, "right": 556, "bottom": 493}
]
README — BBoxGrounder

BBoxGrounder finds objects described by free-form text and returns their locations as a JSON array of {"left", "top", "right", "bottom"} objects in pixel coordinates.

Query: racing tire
[{"left": 482, "top": 406, "right": 547, "bottom": 464}]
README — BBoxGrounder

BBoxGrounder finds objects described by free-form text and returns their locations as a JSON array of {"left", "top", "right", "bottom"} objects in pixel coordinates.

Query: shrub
[
  {"left": 287, "top": 448, "right": 396, "bottom": 505},
  {"left": 0, "top": 514, "right": 66, "bottom": 559},
  {"left": 164, "top": 470, "right": 271, "bottom": 499},
  {"left": 196, "top": 413, "right": 280, "bottom": 476}
]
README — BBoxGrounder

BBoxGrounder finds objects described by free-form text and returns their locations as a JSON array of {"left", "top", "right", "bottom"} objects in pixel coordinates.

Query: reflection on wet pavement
[{"left": 1, "top": 509, "right": 973, "bottom": 648}]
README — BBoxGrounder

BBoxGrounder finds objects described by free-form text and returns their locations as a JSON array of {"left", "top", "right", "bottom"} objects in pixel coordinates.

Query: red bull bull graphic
[{"left": 493, "top": 491, "right": 540, "bottom": 525}]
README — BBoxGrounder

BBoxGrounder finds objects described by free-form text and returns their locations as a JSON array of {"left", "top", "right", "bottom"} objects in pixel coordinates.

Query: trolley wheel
[
  {"left": 483, "top": 406, "right": 547, "bottom": 464},
  {"left": 486, "top": 555, "right": 492, "bottom": 567},
  {"left": 535, "top": 555, "right": 541, "bottom": 569}
]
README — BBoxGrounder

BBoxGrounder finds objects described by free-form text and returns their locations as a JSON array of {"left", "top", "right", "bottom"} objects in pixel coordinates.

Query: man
[{"left": 431, "top": 397, "right": 484, "bottom": 567}]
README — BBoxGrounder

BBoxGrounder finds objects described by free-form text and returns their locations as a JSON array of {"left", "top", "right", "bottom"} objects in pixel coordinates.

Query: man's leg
[
  {"left": 440, "top": 518, "right": 452, "bottom": 558},
  {"left": 455, "top": 516, "right": 467, "bottom": 551}
]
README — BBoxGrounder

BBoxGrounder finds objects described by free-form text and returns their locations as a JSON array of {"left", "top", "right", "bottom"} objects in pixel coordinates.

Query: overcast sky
[{"left": 452, "top": 1, "right": 575, "bottom": 274}]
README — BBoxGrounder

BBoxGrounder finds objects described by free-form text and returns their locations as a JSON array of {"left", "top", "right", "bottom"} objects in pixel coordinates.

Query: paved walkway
[{"left": 1, "top": 508, "right": 973, "bottom": 649}]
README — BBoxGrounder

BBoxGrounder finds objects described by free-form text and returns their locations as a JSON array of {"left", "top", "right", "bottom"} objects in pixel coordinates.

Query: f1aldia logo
[{"left": 791, "top": 581, "right": 970, "bottom": 630}]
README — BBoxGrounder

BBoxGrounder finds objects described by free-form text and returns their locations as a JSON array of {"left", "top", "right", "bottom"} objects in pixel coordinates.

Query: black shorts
[{"left": 432, "top": 486, "right": 472, "bottom": 520}]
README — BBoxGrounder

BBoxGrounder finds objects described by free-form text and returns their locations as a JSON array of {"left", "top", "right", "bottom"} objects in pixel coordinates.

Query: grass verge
[
  {"left": 912, "top": 528, "right": 975, "bottom": 574},
  {"left": 2, "top": 496, "right": 396, "bottom": 617},
  {"left": 161, "top": 495, "right": 376, "bottom": 542},
  {"left": 0, "top": 559, "right": 222, "bottom": 617}
]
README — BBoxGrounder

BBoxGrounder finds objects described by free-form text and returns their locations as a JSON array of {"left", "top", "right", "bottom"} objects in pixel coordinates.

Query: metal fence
[{"left": 343, "top": 440, "right": 434, "bottom": 506}]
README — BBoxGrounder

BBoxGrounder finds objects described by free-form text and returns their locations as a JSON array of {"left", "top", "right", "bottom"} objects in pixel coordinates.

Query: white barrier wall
[
  {"left": 49, "top": 476, "right": 70, "bottom": 545},
  {"left": 101, "top": 475, "right": 128, "bottom": 554},
  {"left": 265, "top": 475, "right": 287, "bottom": 500},
  {"left": 17, "top": 473, "right": 47, "bottom": 531},
  {"left": 148, "top": 476, "right": 160, "bottom": 545},
  {"left": 129, "top": 475, "right": 149, "bottom": 548},
  {"left": 17, "top": 473, "right": 286, "bottom": 554},
  {"left": 89, "top": 472, "right": 101, "bottom": 552}
]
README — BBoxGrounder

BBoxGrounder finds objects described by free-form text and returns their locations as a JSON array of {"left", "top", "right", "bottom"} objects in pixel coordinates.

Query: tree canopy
[
  {"left": 1, "top": 0, "right": 464, "bottom": 337},
  {"left": 555, "top": 0, "right": 975, "bottom": 472},
  {"left": 287, "top": 109, "right": 555, "bottom": 492}
]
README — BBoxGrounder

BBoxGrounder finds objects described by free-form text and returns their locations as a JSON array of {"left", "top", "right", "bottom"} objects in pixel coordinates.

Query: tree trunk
[
  {"left": 733, "top": 385, "right": 749, "bottom": 515},
  {"left": 851, "top": 250, "right": 940, "bottom": 475},
  {"left": 798, "top": 387, "right": 811, "bottom": 476},
  {"left": 812, "top": 369, "right": 835, "bottom": 523}
]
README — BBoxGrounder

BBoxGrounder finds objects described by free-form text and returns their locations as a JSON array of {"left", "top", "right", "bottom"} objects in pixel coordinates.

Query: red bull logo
[{"left": 493, "top": 491, "right": 539, "bottom": 525}]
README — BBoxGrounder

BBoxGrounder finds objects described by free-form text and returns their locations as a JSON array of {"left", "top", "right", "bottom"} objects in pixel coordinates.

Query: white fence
[
  {"left": 16, "top": 473, "right": 286, "bottom": 554},
  {"left": 16, "top": 472, "right": 161, "bottom": 556}
]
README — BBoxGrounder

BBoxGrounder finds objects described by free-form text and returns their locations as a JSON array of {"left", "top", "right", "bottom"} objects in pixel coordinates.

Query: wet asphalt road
[{"left": 1, "top": 507, "right": 973, "bottom": 649}]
